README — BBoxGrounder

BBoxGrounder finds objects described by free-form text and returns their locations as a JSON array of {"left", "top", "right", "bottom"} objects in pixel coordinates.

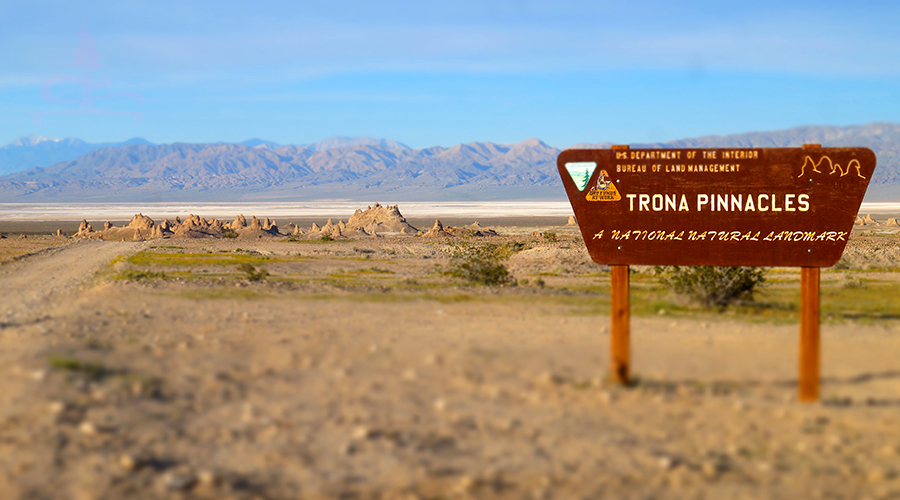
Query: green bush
[
  {"left": 654, "top": 266, "right": 766, "bottom": 308},
  {"left": 237, "top": 262, "right": 269, "bottom": 281},
  {"left": 445, "top": 243, "right": 515, "bottom": 286},
  {"left": 48, "top": 356, "right": 115, "bottom": 380},
  {"left": 221, "top": 228, "right": 238, "bottom": 239},
  {"left": 841, "top": 275, "right": 867, "bottom": 289},
  {"left": 118, "top": 269, "right": 166, "bottom": 280}
]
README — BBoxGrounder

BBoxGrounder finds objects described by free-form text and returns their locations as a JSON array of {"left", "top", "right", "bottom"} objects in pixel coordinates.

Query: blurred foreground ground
[{"left": 0, "top": 224, "right": 899, "bottom": 500}]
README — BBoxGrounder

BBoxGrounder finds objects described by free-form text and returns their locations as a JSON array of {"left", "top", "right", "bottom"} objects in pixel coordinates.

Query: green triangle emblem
[{"left": 565, "top": 162, "right": 597, "bottom": 191}]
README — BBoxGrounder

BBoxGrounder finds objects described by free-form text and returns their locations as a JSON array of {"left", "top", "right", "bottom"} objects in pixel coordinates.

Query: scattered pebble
[
  {"left": 352, "top": 425, "right": 378, "bottom": 440},
  {"left": 160, "top": 471, "right": 197, "bottom": 492},
  {"left": 119, "top": 454, "right": 139, "bottom": 471},
  {"left": 424, "top": 353, "right": 443, "bottom": 365},
  {"left": 456, "top": 475, "right": 475, "bottom": 493},
  {"left": 701, "top": 458, "right": 729, "bottom": 479},
  {"left": 537, "top": 371, "right": 565, "bottom": 385},
  {"left": 598, "top": 391, "right": 614, "bottom": 404},
  {"left": 197, "top": 469, "right": 217, "bottom": 486},
  {"left": 494, "top": 418, "right": 519, "bottom": 432},
  {"left": 47, "top": 401, "right": 66, "bottom": 414},
  {"left": 868, "top": 468, "right": 887, "bottom": 483}
]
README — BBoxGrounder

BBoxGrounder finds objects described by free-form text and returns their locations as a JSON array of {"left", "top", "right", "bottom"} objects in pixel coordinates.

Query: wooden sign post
[
  {"left": 558, "top": 144, "right": 876, "bottom": 401},
  {"left": 610, "top": 264, "right": 630, "bottom": 384},
  {"left": 799, "top": 266, "right": 820, "bottom": 401}
]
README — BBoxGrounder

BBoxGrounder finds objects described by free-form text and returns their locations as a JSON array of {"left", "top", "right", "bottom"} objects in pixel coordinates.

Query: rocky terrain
[
  {"left": 64, "top": 203, "right": 504, "bottom": 243},
  {"left": 856, "top": 213, "right": 900, "bottom": 228},
  {"left": 0, "top": 211, "right": 898, "bottom": 499}
]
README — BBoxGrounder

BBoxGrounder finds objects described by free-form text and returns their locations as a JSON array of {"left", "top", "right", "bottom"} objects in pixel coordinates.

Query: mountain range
[
  {"left": 0, "top": 136, "right": 410, "bottom": 176},
  {"left": 0, "top": 123, "right": 898, "bottom": 202},
  {"left": 0, "top": 136, "right": 153, "bottom": 176}
]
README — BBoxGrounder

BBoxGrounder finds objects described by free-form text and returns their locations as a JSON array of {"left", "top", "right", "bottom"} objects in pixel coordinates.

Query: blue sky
[{"left": 1, "top": 0, "right": 899, "bottom": 148}]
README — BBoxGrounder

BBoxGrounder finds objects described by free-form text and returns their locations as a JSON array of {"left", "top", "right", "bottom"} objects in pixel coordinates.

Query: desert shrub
[
  {"left": 504, "top": 241, "right": 529, "bottom": 254},
  {"left": 284, "top": 234, "right": 340, "bottom": 244},
  {"left": 237, "top": 262, "right": 269, "bottom": 281},
  {"left": 48, "top": 356, "right": 115, "bottom": 380},
  {"left": 118, "top": 269, "right": 166, "bottom": 280},
  {"left": 654, "top": 266, "right": 766, "bottom": 308},
  {"left": 841, "top": 275, "right": 867, "bottom": 289},
  {"left": 544, "top": 232, "right": 558, "bottom": 243},
  {"left": 221, "top": 228, "right": 238, "bottom": 239},
  {"left": 445, "top": 243, "right": 515, "bottom": 286}
]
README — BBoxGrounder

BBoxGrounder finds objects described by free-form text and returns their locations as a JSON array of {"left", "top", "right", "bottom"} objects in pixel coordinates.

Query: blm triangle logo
[{"left": 565, "top": 162, "right": 596, "bottom": 191}]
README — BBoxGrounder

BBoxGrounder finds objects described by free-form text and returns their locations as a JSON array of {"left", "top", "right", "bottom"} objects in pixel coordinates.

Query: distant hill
[
  {"left": 0, "top": 124, "right": 897, "bottom": 202},
  {"left": 0, "top": 138, "right": 559, "bottom": 202},
  {"left": 574, "top": 123, "right": 900, "bottom": 201},
  {"left": 0, "top": 136, "right": 153, "bottom": 176},
  {"left": 0, "top": 135, "right": 414, "bottom": 176},
  {"left": 664, "top": 123, "right": 900, "bottom": 200}
]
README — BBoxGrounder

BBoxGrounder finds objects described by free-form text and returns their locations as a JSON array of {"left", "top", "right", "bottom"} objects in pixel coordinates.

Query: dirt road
[{"left": 0, "top": 239, "right": 144, "bottom": 326}]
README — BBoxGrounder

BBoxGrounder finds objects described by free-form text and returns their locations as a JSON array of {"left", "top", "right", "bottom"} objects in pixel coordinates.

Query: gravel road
[{"left": 0, "top": 239, "right": 144, "bottom": 326}]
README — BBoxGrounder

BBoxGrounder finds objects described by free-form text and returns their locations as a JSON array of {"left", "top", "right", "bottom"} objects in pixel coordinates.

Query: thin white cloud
[
  {"left": 3, "top": 1, "right": 900, "bottom": 92},
  {"left": 93, "top": 16, "right": 900, "bottom": 78}
]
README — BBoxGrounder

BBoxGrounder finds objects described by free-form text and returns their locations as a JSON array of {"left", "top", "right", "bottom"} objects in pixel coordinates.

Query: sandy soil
[{"left": 0, "top": 231, "right": 899, "bottom": 500}]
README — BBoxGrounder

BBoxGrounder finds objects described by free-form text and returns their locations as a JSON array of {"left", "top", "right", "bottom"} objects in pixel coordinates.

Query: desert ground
[{"left": 0, "top": 212, "right": 899, "bottom": 500}]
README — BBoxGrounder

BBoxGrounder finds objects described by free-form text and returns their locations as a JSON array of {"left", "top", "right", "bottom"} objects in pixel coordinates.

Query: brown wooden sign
[{"left": 558, "top": 147, "right": 876, "bottom": 267}]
